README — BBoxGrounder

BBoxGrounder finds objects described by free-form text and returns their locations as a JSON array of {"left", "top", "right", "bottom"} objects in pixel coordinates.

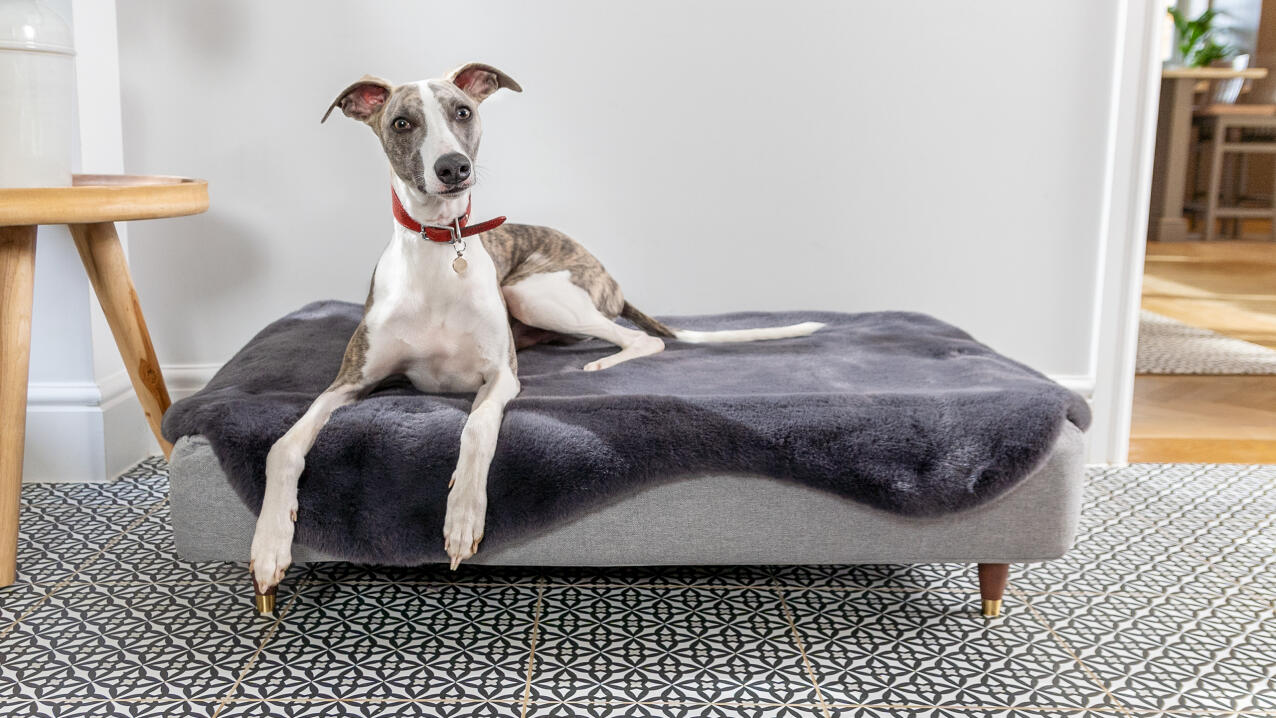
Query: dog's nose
[{"left": 433, "top": 153, "right": 472, "bottom": 185}]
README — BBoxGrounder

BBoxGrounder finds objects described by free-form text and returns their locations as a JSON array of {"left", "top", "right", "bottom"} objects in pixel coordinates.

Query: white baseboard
[
  {"left": 162, "top": 363, "right": 222, "bottom": 401},
  {"left": 101, "top": 381, "right": 155, "bottom": 481},
  {"left": 24, "top": 362, "right": 222, "bottom": 483},
  {"left": 1048, "top": 374, "right": 1095, "bottom": 400},
  {"left": 23, "top": 403, "right": 108, "bottom": 483},
  {"left": 23, "top": 381, "right": 106, "bottom": 482}
]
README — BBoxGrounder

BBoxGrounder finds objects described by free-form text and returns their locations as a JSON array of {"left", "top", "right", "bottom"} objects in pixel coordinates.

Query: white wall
[
  {"left": 26, "top": 0, "right": 90, "bottom": 387},
  {"left": 110, "top": 0, "right": 1151, "bottom": 460},
  {"left": 22, "top": 0, "right": 119, "bottom": 482}
]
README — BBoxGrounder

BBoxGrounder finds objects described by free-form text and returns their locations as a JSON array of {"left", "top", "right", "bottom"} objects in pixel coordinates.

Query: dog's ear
[
  {"left": 322, "top": 75, "right": 394, "bottom": 123},
  {"left": 447, "top": 62, "right": 522, "bottom": 103}
]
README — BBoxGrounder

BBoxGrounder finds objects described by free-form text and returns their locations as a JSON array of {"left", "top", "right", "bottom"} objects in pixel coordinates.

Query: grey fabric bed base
[{"left": 169, "top": 423, "right": 1085, "bottom": 567}]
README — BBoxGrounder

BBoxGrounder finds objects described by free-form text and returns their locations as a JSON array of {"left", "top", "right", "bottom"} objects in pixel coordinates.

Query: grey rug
[
  {"left": 161, "top": 300, "right": 1089, "bottom": 565},
  {"left": 1137, "top": 310, "right": 1276, "bottom": 374}
]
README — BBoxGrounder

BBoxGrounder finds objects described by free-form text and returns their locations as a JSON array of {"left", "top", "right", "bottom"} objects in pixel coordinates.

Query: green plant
[{"left": 1169, "top": 7, "right": 1235, "bottom": 67}]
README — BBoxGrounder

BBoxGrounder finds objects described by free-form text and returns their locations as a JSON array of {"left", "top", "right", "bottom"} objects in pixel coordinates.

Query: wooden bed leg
[
  {"left": 253, "top": 579, "right": 277, "bottom": 615},
  {"left": 977, "top": 563, "right": 1009, "bottom": 618}
]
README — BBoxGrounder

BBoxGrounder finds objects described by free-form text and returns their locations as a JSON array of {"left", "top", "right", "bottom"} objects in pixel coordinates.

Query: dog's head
[{"left": 323, "top": 63, "right": 521, "bottom": 198}]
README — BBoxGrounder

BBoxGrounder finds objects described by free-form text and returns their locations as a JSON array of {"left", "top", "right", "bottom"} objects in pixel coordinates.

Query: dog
[{"left": 248, "top": 62, "right": 824, "bottom": 605}]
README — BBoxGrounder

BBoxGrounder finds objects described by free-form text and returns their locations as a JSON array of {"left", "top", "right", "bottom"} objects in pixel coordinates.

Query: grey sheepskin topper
[{"left": 162, "top": 300, "right": 1089, "bottom": 565}]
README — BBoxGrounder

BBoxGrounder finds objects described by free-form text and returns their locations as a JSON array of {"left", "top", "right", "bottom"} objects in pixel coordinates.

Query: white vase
[
  {"left": 1209, "top": 54, "right": 1251, "bottom": 105},
  {"left": 0, "top": 0, "right": 75, "bottom": 188}
]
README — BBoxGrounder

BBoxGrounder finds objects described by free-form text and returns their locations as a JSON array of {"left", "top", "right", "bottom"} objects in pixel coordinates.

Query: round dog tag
[{"left": 452, "top": 255, "right": 468, "bottom": 274}]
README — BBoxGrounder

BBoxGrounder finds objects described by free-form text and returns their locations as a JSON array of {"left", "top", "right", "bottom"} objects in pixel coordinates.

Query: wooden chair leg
[
  {"left": 1204, "top": 118, "right": 1226, "bottom": 242},
  {"left": 1220, "top": 158, "right": 1236, "bottom": 235},
  {"left": 1270, "top": 153, "right": 1276, "bottom": 242},
  {"left": 977, "top": 563, "right": 1009, "bottom": 618},
  {"left": 68, "top": 222, "right": 174, "bottom": 458},
  {"left": 0, "top": 226, "right": 37, "bottom": 587}
]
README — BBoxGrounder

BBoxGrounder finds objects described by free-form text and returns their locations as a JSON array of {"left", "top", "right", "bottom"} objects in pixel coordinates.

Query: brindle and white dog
[{"left": 248, "top": 62, "right": 823, "bottom": 607}]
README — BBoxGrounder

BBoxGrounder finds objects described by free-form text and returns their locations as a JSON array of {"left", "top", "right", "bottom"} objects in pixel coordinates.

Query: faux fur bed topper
[{"left": 162, "top": 301, "right": 1090, "bottom": 565}]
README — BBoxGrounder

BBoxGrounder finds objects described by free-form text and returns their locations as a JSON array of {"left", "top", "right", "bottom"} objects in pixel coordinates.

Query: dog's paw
[
  {"left": 443, "top": 480, "right": 487, "bottom": 570},
  {"left": 250, "top": 509, "right": 295, "bottom": 591}
]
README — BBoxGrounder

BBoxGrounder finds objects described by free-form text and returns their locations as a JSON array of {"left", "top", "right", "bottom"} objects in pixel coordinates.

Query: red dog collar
[{"left": 391, "top": 190, "right": 506, "bottom": 242}]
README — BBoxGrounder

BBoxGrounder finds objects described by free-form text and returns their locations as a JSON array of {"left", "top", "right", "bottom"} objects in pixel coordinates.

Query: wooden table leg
[
  {"left": 0, "top": 226, "right": 37, "bottom": 587},
  {"left": 1147, "top": 77, "right": 1195, "bottom": 243},
  {"left": 68, "top": 222, "right": 174, "bottom": 459}
]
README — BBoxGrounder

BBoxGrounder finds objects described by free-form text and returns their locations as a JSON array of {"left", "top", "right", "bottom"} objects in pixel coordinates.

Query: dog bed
[{"left": 161, "top": 300, "right": 1090, "bottom": 566}]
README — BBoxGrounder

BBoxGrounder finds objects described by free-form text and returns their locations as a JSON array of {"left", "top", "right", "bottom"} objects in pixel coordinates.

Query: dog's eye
[
  {"left": 392, "top": 118, "right": 412, "bottom": 131},
  {"left": 455, "top": 107, "right": 472, "bottom": 121}
]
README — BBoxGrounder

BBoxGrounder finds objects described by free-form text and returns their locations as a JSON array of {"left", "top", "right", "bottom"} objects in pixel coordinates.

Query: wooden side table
[{"left": 0, "top": 174, "right": 208, "bottom": 586}]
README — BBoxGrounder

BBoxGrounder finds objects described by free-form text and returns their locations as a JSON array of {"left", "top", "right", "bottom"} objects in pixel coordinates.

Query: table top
[
  {"left": 0, "top": 174, "right": 208, "bottom": 226},
  {"left": 1163, "top": 67, "right": 1269, "bottom": 80}
]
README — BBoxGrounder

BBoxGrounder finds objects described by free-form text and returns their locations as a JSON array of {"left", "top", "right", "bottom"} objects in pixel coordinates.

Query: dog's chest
[{"left": 365, "top": 238, "right": 511, "bottom": 391}]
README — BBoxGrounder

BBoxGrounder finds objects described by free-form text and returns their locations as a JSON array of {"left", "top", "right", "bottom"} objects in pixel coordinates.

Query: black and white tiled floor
[{"left": 2, "top": 460, "right": 1275, "bottom": 717}]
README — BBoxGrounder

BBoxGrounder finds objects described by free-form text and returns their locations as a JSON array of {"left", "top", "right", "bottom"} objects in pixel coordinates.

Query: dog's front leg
[
  {"left": 250, "top": 381, "right": 365, "bottom": 606},
  {"left": 443, "top": 367, "right": 520, "bottom": 568}
]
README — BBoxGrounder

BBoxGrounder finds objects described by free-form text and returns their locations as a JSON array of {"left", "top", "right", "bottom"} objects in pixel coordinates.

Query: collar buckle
[
  {"left": 420, "top": 217, "right": 463, "bottom": 242},
  {"left": 421, "top": 217, "right": 466, "bottom": 254}
]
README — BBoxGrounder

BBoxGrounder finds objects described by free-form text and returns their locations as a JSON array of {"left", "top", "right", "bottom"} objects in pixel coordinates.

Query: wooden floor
[{"left": 1131, "top": 239, "right": 1276, "bottom": 463}]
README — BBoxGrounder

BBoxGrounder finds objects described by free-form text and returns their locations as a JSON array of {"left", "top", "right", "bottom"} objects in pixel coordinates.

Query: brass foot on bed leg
[
  {"left": 253, "top": 582, "right": 277, "bottom": 615},
  {"left": 977, "top": 563, "right": 1009, "bottom": 618}
]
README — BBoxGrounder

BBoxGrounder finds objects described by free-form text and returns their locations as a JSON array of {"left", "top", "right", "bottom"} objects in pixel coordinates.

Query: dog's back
[{"left": 482, "top": 223, "right": 626, "bottom": 318}]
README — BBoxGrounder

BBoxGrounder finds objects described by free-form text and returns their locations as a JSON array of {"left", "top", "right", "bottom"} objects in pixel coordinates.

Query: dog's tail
[{"left": 621, "top": 301, "right": 824, "bottom": 344}]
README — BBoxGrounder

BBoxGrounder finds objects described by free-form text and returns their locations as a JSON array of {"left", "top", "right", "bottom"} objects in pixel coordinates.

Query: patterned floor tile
[
  {"left": 1083, "top": 464, "right": 1276, "bottom": 525},
  {"left": 522, "top": 564, "right": 778, "bottom": 590},
  {"left": 827, "top": 709, "right": 1116, "bottom": 717},
  {"left": 527, "top": 585, "right": 819, "bottom": 706},
  {"left": 1245, "top": 563, "right": 1276, "bottom": 598},
  {"left": 1209, "top": 536, "right": 1276, "bottom": 597},
  {"left": 771, "top": 563, "right": 978, "bottom": 594},
  {"left": 298, "top": 561, "right": 543, "bottom": 587},
  {"left": 1013, "top": 503, "right": 1276, "bottom": 596},
  {"left": 523, "top": 698, "right": 822, "bottom": 717},
  {"left": 15, "top": 503, "right": 156, "bottom": 585},
  {"left": 233, "top": 581, "right": 537, "bottom": 702},
  {"left": 214, "top": 698, "right": 520, "bottom": 717},
  {"left": 0, "top": 580, "right": 289, "bottom": 701},
  {"left": 73, "top": 502, "right": 243, "bottom": 585},
  {"left": 1026, "top": 589, "right": 1276, "bottom": 713},
  {"left": 21, "top": 457, "right": 170, "bottom": 508},
  {"left": 2, "top": 698, "right": 216, "bottom": 716},
  {"left": 0, "top": 583, "right": 49, "bottom": 629},
  {"left": 8, "top": 457, "right": 1276, "bottom": 713},
  {"left": 300, "top": 563, "right": 776, "bottom": 590},
  {"left": 784, "top": 588, "right": 1121, "bottom": 711}
]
